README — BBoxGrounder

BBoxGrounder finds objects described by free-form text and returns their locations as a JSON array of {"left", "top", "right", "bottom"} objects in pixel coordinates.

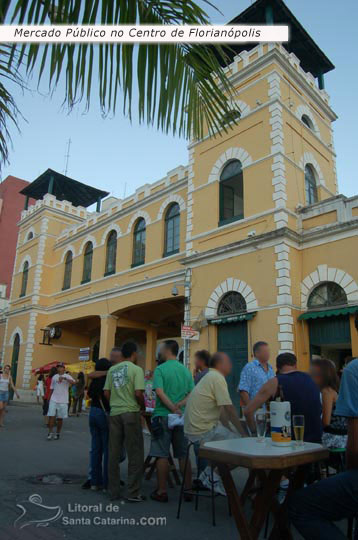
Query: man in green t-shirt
[
  {"left": 150, "top": 340, "right": 194, "bottom": 503},
  {"left": 104, "top": 342, "right": 145, "bottom": 502}
]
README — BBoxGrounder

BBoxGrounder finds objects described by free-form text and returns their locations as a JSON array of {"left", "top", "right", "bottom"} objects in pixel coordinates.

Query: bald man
[{"left": 184, "top": 352, "right": 245, "bottom": 444}]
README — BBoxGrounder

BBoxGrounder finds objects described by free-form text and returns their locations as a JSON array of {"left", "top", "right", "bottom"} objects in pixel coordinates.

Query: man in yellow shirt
[
  {"left": 184, "top": 351, "right": 245, "bottom": 443},
  {"left": 184, "top": 352, "right": 245, "bottom": 492}
]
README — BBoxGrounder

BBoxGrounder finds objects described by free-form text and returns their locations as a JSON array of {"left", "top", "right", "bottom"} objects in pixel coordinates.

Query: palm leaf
[
  {"left": 0, "top": 44, "right": 24, "bottom": 170},
  {"left": 1, "top": 0, "right": 239, "bottom": 171}
]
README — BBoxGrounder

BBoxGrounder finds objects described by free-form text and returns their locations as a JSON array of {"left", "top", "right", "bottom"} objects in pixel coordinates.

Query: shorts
[
  {"left": 36, "top": 388, "right": 44, "bottom": 397},
  {"left": 186, "top": 423, "right": 241, "bottom": 475},
  {"left": 0, "top": 391, "right": 9, "bottom": 403},
  {"left": 48, "top": 401, "right": 68, "bottom": 419},
  {"left": 149, "top": 416, "right": 188, "bottom": 459},
  {"left": 186, "top": 422, "right": 241, "bottom": 444}
]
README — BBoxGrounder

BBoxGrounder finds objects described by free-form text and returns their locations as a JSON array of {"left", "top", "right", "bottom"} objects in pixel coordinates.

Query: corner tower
[
  {"left": 2, "top": 170, "right": 108, "bottom": 395},
  {"left": 186, "top": 0, "right": 337, "bottom": 257},
  {"left": 185, "top": 0, "right": 341, "bottom": 373}
]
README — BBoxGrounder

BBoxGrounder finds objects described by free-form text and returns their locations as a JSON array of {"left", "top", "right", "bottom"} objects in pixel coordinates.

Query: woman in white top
[
  {"left": 0, "top": 365, "right": 20, "bottom": 427},
  {"left": 35, "top": 374, "right": 45, "bottom": 404}
]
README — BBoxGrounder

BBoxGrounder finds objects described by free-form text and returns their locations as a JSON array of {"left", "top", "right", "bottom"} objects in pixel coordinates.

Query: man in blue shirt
[
  {"left": 289, "top": 358, "right": 358, "bottom": 539},
  {"left": 238, "top": 341, "right": 274, "bottom": 406}
]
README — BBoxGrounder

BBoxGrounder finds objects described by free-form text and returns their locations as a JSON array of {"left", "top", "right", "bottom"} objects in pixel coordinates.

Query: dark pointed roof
[
  {"left": 226, "top": 0, "right": 334, "bottom": 77},
  {"left": 20, "top": 168, "right": 109, "bottom": 208}
]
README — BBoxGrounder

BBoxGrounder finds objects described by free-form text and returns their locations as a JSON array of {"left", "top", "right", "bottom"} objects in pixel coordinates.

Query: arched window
[
  {"left": 105, "top": 230, "right": 117, "bottom": 275},
  {"left": 20, "top": 261, "right": 29, "bottom": 297},
  {"left": 219, "top": 160, "right": 244, "bottom": 225},
  {"left": 164, "top": 203, "right": 180, "bottom": 256},
  {"left": 308, "top": 282, "right": 347, "bottom": 309},
  {"left": 305, "top": 164, "right": 318, "bottom": 205},
  {"left": 63, "top": 251, "right": 73, "bottom": 290},
  {"left": 82, "top": 242, "right": 93, "bottom": 283},
  {"left": 218, "top": 291, "right": 247, "bottom": 316},
  {"left": 132, "top": 218, "right": 146, "bottom": 267},
  {"left": 301, "top": 114, "right": 314, "bottom": 130}
]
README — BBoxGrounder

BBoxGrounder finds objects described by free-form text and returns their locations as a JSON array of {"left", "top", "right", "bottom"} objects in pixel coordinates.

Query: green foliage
[
  {"left": 0, "top": 44, "right": 22, "bottom": 170},
  {"left": 1, "top": 1, "right": 239, "bottom": 170}
]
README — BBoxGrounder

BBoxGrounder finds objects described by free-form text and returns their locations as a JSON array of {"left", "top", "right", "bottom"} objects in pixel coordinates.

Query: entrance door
[
  {"left": 217, "top": 321, "right": 248, "bottom": 411},
  {"left": 309, "top": 315, "right": 352, "bottom": 369},
  {"left": 10, "top": 334, "right": 20, "bottom": 400},
  {"left": 309, "top": 315, "right": 350, "bottom": 348}
]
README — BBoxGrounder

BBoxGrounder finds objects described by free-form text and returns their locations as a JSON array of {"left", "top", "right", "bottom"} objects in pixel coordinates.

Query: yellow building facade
[{"left": 2, "top": 35, "right": 358, "bottom": 401}]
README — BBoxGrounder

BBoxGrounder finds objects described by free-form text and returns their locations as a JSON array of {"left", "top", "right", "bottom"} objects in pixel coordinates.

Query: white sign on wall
[{"left": 181, "top": 325, "right": 200, "bottom": 341}]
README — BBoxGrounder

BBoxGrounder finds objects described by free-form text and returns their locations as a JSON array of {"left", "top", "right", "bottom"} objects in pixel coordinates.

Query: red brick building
[{"left": 0, "top": 175, "right": 31, "bottom": 300}]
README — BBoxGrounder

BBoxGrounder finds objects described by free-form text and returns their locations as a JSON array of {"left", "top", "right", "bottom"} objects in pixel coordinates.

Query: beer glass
[
  {"left": 293, "top": 415, "right": 305, "bottom": 446},
  {"left": 255, "top": 410, "right": 267, "bottom": 442}
]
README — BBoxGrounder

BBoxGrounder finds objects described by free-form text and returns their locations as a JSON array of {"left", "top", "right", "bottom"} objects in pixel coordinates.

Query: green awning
[
  {"left": 298, "top": 306, "right": 358, "bottom": 321},
  {"left": 209, "top": 312, "right": 257, "bottom": 325}
]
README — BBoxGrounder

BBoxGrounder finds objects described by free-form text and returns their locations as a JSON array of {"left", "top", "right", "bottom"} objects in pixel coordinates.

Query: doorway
[
  {"left": 309, "top": 315, "right": 352, "bottom": 371},
  {"left": 217, "top": 321, "right": 248, "bottom": 411},
  {"left": 10, "top": 334, "right": 20, "bottom": 399}
]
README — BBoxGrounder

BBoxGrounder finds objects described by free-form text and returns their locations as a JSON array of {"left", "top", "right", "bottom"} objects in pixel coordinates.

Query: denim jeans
[
  {"left": 289, "top": 470, "right": 358, "bottom": 539},
  {"left": 89, "top": 406, "right": 109, "bottom": 488}
]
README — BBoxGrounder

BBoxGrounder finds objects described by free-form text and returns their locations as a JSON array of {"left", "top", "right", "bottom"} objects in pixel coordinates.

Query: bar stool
[{"left": 176, "top": 441, "right": 219, "bottom": 526}]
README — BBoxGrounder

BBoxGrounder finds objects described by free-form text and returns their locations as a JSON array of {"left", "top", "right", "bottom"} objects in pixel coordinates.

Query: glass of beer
[
  {"left": 293, "top": 415, "right": 305, "bottom": 446},
  {"left": 255, "top": 409, "right": 267, "bottom": 442}
]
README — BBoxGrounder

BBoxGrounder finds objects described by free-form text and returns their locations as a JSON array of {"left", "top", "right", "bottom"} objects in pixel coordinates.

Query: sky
[{"left": 1, "top": 0, "right": 358, "bottom": 202}]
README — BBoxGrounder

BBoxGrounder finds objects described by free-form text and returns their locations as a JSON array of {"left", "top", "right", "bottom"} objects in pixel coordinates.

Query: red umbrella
[{"left": 32, "top": 361, "right": 63, "bottom": 374}]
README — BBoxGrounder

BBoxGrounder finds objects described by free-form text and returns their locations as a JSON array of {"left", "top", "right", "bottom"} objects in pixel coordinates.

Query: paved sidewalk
[
  {"left": 0, "top": 403, "right": 243, "bottom": 540},
  {"left": 0, "top": 402, "right": 341, "bottom": 540}
]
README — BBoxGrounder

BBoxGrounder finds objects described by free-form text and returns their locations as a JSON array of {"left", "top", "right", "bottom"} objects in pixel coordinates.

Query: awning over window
[
  {"left": 209, "top": 312, "right": 257, "bottom": 325},
  {"left": 298, "top": 306, "right": 358, "bottom": 321}
]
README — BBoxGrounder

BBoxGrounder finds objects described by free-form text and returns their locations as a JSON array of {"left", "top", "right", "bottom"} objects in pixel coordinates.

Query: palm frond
[
  {"left": 2, "top": 0, "right": 239, "bottom": 170},
  {"left": 0, "top": 44, "right": 23, "bottom": 171}
]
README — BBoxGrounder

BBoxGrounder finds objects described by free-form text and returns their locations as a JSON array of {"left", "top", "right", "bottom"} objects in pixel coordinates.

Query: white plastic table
[{"left": 199, "top": 437, "right": 329, "bottom": 540}]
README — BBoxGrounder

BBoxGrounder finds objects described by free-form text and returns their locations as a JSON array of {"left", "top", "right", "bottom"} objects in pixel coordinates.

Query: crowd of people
[
  {"left": 73, "top": 340, "right": 350, "bottom": 503},
  {"left": 4, "top": 337, "right": 357, "bottom": 536}
]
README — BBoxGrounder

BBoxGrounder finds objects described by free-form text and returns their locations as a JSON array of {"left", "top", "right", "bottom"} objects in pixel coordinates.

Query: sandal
[{"left": 150, "top": 490, "right": 168, "bottom": 503}]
